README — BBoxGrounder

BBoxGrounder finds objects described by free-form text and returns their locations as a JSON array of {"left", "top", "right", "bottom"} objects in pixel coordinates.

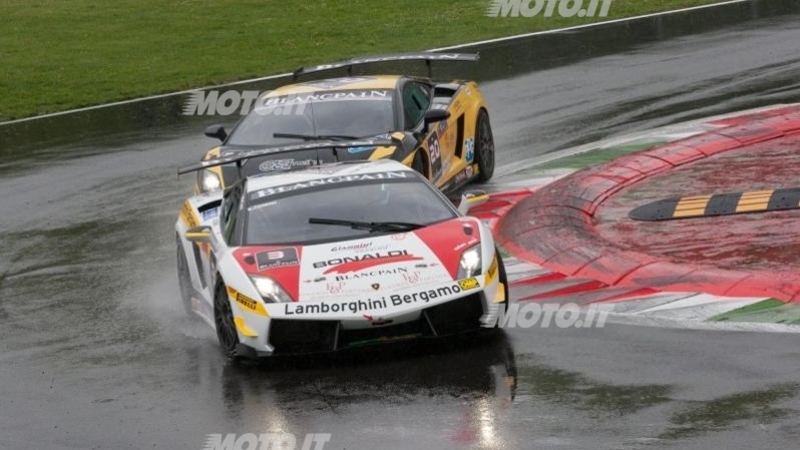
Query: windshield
[
  {"left": 244, "top": 178, "right": 456, "bottom": 245},
  {"left": 227, "top": 90, "right": 396, "bottom": 146}
]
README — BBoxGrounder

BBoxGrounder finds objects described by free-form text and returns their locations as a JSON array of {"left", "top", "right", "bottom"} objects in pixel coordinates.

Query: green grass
[
  {"left": 536, "top": 142, "right": 661, "bottom": 169},
  {"left": 1, "top": 0, "right": 722, "bottom": 121}
]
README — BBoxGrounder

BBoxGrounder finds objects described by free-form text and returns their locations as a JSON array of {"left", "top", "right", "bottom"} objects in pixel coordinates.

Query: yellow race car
[{"left": 195, "top": 53, "right": 495, "bottom": 197}]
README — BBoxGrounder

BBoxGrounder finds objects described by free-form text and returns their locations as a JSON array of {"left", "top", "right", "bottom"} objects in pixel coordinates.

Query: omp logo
[
  {"left": 202, "top": 433, "right": 330, "bottom": 450},
  {"left": 486, "top": 0, "right": 613, "bottom": 18},
  {"left": 458, "top": 277, "right": 480, "bottom": 290}
]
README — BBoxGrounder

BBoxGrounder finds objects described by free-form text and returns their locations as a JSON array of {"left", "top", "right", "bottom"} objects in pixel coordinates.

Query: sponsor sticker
[
  {"left": 486, "top": 257, "right": 498, "bottom": 282},
  {"left": 314, "top": 250, "right": 422, "bottom": 274},
  {"left": 284, "top": 281, "right": 472, "bottom": 316},
  {"left": 181, "top": 201, "right": 199, "bottom": 228},
  {"left": 464, "top": 137, "right": 475, "bottom": 163},
  {"left": 227, "top": 286, "right": 268, "bottom": 316},
  {"left": 402, "top": 271, "right": 421, "bottom": 284},
  {"left": 256, "top": 247, "right": 299, "bottom": 270},
  {"left": 458, "top": 277, "right": 480, "bottom": 290},
  {"left": 201, "top": 207, "right": 219, "bottom": 220},
  {"left": 250, "top": 171, "right": 409, "bottom": 200},
  {"left": 258, "top": 158, "right": 315, "bottom": 172}
]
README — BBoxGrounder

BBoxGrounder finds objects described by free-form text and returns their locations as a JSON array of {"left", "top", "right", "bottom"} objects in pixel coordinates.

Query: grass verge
[{"left": 1, "top": 0, "right": 723, "bottom": 120}]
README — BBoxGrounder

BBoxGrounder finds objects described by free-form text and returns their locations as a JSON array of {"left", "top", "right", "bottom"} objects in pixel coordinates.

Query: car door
[{"left": 401, "top": 81, "right": 444, "bottom": 183}]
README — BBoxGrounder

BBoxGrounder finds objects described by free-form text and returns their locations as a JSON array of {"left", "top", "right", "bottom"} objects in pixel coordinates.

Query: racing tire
[
  {"left": 475, "top": 109, "right": 495, "bottom": 182},
  {"left": 497, "top": 249, "right": 509, "bottom": 314},
  {"left": 487, "top": 249, "right": 510, "bottom": 333},
  {"left": 176, "top": 238, "right": 195, "bottom": 316},
  {"left": 411, "top": 149, "right": 427, "bottom": 179},
  {"left": 213, "top": 280, "right": 241, "bottom": 358}
]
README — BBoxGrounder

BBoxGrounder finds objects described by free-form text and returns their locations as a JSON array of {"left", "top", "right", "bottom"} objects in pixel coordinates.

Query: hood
[{"left": 233, "top": 217, "right": 482, "bottom": 302}]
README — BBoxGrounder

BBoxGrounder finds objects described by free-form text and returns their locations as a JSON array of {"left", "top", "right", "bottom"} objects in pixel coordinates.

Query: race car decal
[
  {"left": 413, "top": 218, "right": 481, "bottom": 279},
  {"left": 256, "top": 248, "right": 299, "bottom": 270},
  {"left": 180, "top": 200, "right": 200, "bottom": 228},
  {"left": 314, "top": 250, "right": 422, "bottom": 274},
  {"left": 234, "top": 247, "right": 303, "bottom": 300},
  {"left": 249, "top": 171, "right": 410, "bottom": 200},
  {"left": 296, "top": 234, "right": 453, "bottom": 301},
  {"left": 261, "top": 90, "right": 391, "bottom": 106},
  {"left": 332, "top": 267, "right": 411, "bottom": 281},
  {"left": 282, "top": 279, "right": 479, "bottom": 316},
  {"left": 201, "top": 208, "right": 219, "bottom": 220},
  {"left": 437, "top": 120, "right": 448, "bottom": 136},
  {"left": 464, "top": 137, "right": 475, "bottom": 163},
  {"left": 485, "top": 256, "right": 498, "bottom": 285},
  {"left": 427, "top": 133, "right": 442, "bottom": 181},
  {"left": 258, "top": 158, "right": 316, "bottom": 172},
  {"left": 227, "top": 286, "right": 268, "bottom": 317}
]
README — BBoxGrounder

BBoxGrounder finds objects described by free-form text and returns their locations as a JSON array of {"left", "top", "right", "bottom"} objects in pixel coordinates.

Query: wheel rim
[
  {"left": 479, "top": 117, "right": 494, "bottom": 172},
  {"left": 214, "top": 285, "right": 238, "bottom": 350}
]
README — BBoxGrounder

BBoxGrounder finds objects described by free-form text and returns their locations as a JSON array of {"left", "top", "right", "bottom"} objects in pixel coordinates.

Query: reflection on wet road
[{"left": 2, "top": 5, "right": 800, "bottom": 450}]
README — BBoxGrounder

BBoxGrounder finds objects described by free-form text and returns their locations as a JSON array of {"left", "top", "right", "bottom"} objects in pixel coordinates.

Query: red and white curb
[{"left": 478, "top": 104, "right": 800, "bottom": 331}]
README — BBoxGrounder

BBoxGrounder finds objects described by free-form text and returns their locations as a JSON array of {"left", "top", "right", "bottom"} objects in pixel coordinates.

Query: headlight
[
  {"left": 201, "top": 169, "right": 222, "bottom": 193},
  {"left": 458, "top": 245, "right": 482, "bottom": 279},
  {"left": 249, "top": 276, "right": 293, "bottom": 303}
]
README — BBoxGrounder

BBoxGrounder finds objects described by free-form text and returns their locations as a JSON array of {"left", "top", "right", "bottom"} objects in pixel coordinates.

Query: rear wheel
[
  {"left": 176, "top": 239, "right": 194, "bottom": 315},
  {"left": 475, "top": 109, "right": 495, "bottom": 182},
  {"left": 213, "top": 281, "right": 240, "bottom": 357}
]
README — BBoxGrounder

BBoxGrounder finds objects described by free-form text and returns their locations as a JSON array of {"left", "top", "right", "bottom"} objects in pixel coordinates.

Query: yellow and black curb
[{"left": 629, "top": 188, "right": 800, "bottom": 221}]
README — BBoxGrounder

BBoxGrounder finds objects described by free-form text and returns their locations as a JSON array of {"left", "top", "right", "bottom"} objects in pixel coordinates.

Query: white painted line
[
  {"left": 494, "top": 103, "right": 799, "bottom": 177},
  {"left": 0, "top": 0, "right": 749, "bottom": 127}
]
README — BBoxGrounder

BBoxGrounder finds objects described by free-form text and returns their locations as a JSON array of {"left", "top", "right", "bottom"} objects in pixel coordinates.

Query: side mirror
[
  {"left": 458, "top": 190, "right": 489, "bottom": 215},
  {"left": 204, "top": 124, "right": 227, "bottom": 142},
  {"left": 423, "top": 109, "right": 450, "bottom": 133},
  {"left": 185, "top": 226, "right": 213, "bottom": 243}
]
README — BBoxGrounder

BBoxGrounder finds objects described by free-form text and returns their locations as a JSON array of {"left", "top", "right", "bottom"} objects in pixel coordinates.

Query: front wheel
[
  {"left": 496, "top": 249, "right": 509, "bottom": 313},
  {"left": 176, "top": 239, "right": 194, "bottom": 315},
  {"left": 474, "top": 109, "right": 495, "bottom": 182},
  {"left": 213, "top": 281, "right": 240, "bottom": 357}
]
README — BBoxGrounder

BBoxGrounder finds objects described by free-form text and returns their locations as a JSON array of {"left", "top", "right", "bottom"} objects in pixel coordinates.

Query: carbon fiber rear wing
[
  {"left": 177, "top": 138, "right": 397, "bottom": 177},
  {"left": 292, "top": 52, "right": 479, "bottom": 80}
]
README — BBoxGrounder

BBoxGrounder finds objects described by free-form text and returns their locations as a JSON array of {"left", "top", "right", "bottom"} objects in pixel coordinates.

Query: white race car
[{"left": 176, "top": 141, "right": 508, "bottom": 357}]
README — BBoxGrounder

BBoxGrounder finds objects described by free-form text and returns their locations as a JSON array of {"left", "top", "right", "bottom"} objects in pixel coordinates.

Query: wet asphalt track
[{"left": 3, "top": 9, "right": 800, "bottom": 450}]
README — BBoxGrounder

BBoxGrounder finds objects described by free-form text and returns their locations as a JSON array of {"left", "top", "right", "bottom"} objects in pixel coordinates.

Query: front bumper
[{"left": 262, "top": 291, "right": 487, "bottom": 355}]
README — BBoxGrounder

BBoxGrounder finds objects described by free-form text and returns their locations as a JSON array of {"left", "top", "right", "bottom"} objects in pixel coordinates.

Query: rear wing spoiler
[
  {"left": 292, "top": 52, "right": 479, "bottom": 80},
  {"left": 177, "top": 138, "right": 398, "bottom": 177}
]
